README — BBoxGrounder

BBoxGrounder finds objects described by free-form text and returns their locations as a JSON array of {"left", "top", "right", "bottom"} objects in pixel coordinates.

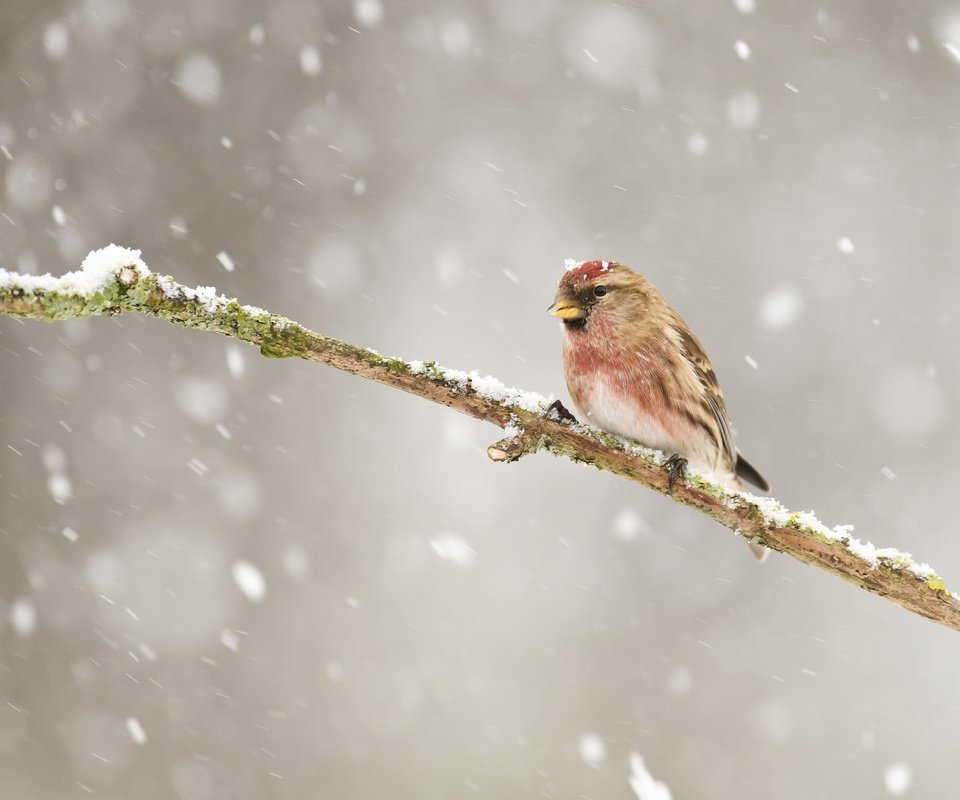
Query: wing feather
[{"left": 672, "top": 323, "right": 737, "bottom": 467}]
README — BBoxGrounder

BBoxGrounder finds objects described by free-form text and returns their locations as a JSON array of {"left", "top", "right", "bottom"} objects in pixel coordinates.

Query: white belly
[
  {"left": 575, "top": 375, "right": 679, "bottom": 455},
  {"left": 573, "top": 374, "right": 731, "bottom": 483}
]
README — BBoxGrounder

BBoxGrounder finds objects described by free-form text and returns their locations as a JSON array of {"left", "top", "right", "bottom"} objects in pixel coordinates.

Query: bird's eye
[{"left": 593, "top": 285, "right": 608, "bottom": 297}]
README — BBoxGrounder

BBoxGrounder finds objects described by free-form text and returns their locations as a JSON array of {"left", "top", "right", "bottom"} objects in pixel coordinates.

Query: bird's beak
[{"left": 547, "top": 299, "right": 585, "bottom": 320}]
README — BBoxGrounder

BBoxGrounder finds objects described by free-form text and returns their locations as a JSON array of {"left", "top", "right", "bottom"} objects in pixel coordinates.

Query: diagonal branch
[{"left": 2, "top": 245, "right": 958, "bottom": 632}]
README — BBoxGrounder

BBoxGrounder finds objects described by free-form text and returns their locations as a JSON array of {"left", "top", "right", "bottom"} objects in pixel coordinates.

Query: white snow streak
[
  {"left": 629, "top": 752, "right": 672, "bottom": 800},
  {"left": 10, "top": 598, "right": 37, "bottom": 638},
  {"left": 429, "top": 533, "right": 477, "bottom": 568},
  {"left": 884, "top": 762, "right": 911, "bottom": 796},
  {"left": 231, "top": 560, "right": 267, "bottom": 602},
  {"left": 578, "top": 733, "right": 607, "bottom": 767},
  {"left": 836, "top": 236, "right": 856, "bottom": 255},
  {"left": 216, "top": 251, "right": 235, "bottom": 272},
  {"left": 125, "top": 717, "right": 147, "bottom": 745}
]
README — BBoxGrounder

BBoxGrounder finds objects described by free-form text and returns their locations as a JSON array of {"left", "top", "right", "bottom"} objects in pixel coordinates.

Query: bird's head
[{"left": 548, "top": 260, "right": 655, "bottom": 330}]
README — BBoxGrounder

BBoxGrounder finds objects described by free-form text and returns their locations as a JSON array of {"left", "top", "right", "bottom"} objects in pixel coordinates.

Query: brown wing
[{"left": 673, "top": 323, "right": 737, "bottom": 467}]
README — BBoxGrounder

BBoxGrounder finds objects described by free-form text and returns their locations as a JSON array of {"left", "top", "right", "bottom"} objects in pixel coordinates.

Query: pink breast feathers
[{"left": 562, "top": 323, "right": 682, "bottom": 455}]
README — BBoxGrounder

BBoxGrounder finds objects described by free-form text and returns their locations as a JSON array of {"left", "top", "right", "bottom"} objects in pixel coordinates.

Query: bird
[{"left": 548, "top": 260, "right": 770, "bottom": 557}]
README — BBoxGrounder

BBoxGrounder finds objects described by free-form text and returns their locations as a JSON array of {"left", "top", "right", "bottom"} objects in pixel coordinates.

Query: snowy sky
[{"left": 1, "top": 1, "right": 959, "bottom": 797}]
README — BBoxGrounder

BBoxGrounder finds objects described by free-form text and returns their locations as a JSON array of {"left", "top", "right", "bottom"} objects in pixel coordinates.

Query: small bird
[{"left": 548, "top": 260, "right": 770, "bottom": 555}]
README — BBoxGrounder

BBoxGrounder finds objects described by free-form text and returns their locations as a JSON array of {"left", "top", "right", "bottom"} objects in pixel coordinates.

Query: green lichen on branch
[{"left": 2, "top": 245, "right": 960, "bottom": 634}]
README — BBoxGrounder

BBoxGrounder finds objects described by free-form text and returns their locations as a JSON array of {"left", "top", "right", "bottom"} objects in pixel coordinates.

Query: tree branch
[{"left": 2, "top": 246, "right": 958, "bottom": 633}]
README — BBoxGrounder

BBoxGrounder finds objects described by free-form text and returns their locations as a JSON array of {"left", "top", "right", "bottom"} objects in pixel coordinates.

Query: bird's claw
[
  {"left": 546, "top": 399, "right": 578, "bottom": 425},
  {"left": 664, "top": 454, "right": 688, "bottom": 496}
]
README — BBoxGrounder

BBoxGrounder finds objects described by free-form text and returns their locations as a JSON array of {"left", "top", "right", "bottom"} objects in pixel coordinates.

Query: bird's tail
[
  {"left": 731, "top": 452, "right": 770, "bottom": 560},
  {"left": 735, "top": 452, "right": 769, "bottom": 493}
]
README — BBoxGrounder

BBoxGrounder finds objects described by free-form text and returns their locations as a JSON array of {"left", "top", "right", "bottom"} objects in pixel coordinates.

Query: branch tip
[
  {"left": 486, "top": 442, "right": 513, "bottom": 462},
  {"left": 487, "top": 425, "right": 544, "bottom": 463}
]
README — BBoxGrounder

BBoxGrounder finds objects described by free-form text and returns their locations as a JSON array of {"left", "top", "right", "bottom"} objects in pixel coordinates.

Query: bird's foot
[
  {"left": 546, "top": 399, "right": 578, "bottom": 425},
  {"left": 663, "top": 454, "right": 688, "bottom": 496}
]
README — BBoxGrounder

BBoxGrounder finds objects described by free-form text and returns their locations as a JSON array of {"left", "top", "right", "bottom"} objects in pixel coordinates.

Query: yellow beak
[{"left": 548, "top": 300, "right": 585, "bottom": 320}]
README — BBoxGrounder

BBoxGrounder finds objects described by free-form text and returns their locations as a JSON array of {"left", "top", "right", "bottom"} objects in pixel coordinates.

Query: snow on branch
[{"left": 2, "top": 245, "right": 959, "bottom": 633}]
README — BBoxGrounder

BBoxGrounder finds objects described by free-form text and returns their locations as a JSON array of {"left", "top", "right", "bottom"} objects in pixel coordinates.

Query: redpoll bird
[{"left": 548, "top": 260, "right": 770, "bottom": 553}]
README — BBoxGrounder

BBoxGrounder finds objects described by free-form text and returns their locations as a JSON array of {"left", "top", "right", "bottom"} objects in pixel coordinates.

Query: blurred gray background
[{"left": 1, "top": 0, "right": 958, "bottom": 797}]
